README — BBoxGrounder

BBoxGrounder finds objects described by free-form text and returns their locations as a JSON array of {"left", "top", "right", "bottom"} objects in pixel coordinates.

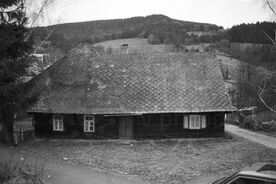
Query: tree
[
  {"left": 0, "top": 0, "right": 32, "bottom": 143},
  {"left": 147, "top": 34, "right": 161, "bottom": 45},
  {"left": 258, "top": 0, "right": 276, "bottom": 112},
  {"left": 264, "top": 0, "right": 276, "bottom": 20}
]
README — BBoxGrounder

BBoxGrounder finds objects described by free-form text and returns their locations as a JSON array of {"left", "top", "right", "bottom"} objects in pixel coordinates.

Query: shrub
[
  {"left": 226, "top": 111, "right": 276, "bottom": 132},
  {"left": 243, "top": 112, "right": 276, "bottom": 132},
  {"left": 0, "top": 157, "right": 25, "bottom": 182},
  {"left": 0, "top": 157, "right": 45, "bottom": 184}
]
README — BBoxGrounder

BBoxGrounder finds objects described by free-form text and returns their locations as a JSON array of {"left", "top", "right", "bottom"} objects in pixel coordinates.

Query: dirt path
[
  {"left": 225, "top": 124, "right": 276, "bottom": 149},
  {"left": 0, "top": 144, "right": 148, "bottom": 184}
]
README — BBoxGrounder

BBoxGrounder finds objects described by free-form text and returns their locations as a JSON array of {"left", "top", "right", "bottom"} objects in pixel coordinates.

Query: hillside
[
  {"left": 93, "top": 38, "right": 169, "bottom": 54},
  {"left": 93, "top": 38, "right": 213, "bottom": 54},
  {"left": 227, "top": 22, "right": 276, "bottom": 44},
  {"left": 31, "top": 14, "right": 221, "bottom": 53}
]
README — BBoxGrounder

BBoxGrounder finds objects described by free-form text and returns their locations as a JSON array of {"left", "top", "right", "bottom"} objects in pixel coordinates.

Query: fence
[{"left": 13, "top": 118, "right": 35, "bottom": 145}]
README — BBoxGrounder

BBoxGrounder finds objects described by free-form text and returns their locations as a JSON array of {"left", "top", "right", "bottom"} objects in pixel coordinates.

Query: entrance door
[{"left": 119, "top": 117, "right": 133, "bottom": 138}]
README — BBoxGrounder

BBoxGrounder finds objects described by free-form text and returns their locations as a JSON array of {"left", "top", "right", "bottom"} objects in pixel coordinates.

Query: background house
[{"left": 27, "top": 43, "right": 236, "bottom": 139}]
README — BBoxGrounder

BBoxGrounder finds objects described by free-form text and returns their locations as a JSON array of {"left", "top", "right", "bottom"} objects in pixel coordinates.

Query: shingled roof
[{"left": 28, "top": 43, "right": 236, "bottom": 114}]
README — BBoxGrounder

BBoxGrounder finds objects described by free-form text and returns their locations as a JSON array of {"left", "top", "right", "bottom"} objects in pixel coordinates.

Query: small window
[
  {"left": 84, "top": 115, "right": 95, "bottom": 132},
  {"left": 183, "top": 116, "right": 189, "bottom": 129},
  {"left": 201, "top": 116, "right": 206, "bottom": 128},
  {"left": 190, "top": 115, "right": 201, "bottom": 129},
  {"left": 229, "top": 177, "right": 275, "bottom": 184},
  {"left": 183, "top": 115, "right": 207, "bottom": 130},
  {"left": 53, "top": 114, "right": 63, "bottom": 131},
  {"left": 194, "top": 115, "right": 201, "bottom": 129},
  {"left": 189, "top": 115, "right": 195, "bottom": 129}
]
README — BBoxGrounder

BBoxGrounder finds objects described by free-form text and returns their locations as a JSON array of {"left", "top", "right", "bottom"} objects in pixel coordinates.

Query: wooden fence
[{"left": 13, "top": 118, "right": 35, "bottom": 145}]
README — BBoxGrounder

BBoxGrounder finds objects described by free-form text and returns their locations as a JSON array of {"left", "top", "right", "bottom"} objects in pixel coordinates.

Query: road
[
  {"left": 188, "top": 124, "right": 276, "bottom": 184},
  {"left": 225, "top": 124, "right": 276, "bottom": 149},
  {"left": 0, "top": 143, "right": 148, "bottom": 184}
]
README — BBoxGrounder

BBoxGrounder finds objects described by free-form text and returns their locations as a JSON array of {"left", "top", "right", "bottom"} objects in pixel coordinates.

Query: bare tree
[
  {"left": 264, "top": 0, "right": 276, "bottom": 17},
  {"left": 258, "top": 0, "right": 276, "bottom": 112}
]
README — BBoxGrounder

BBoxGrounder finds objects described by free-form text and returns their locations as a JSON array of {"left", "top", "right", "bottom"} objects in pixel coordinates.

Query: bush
[
  {"left": 226, "top": 112, "right": 276, "bottom": 132},
  {"left": 0, "top": 158, "right": 24, "bottom": 182},
  {"left": 243, "top": 119, "right": 276, "bottom": 132},
  {"left": 243, "top": 112, "right": 276, "bottom": 131},
  {"left": 0, "top": 158, "right": 45, "bottom": 184},
  {"left": 147, "top": 34, "right": 161, "bottom": 45}
]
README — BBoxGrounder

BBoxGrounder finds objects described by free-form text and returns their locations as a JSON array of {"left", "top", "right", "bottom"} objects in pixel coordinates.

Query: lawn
[
  {"left": 93, "top": 38, "right": 169, "bottom": 54},
  {"left": 19, "top": 136, "right": 276, "bottom": 184}
]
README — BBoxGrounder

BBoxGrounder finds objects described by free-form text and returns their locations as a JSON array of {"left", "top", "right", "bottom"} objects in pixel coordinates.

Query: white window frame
[
  {"left": 183, "top": 115, "right": 207, "bottom": 129},
  {"left": 201, "top": 115, "right": 206, "bottom": 128},
  {"left": 183, "top": 115, "right": 189, "bottom": 129},
  {"left": 53, "top": 114, "right": 63, "bottom": 131},
  {"left": 190, "top": 115, "right": 201, "bottom": 129},
  {"left": 83, "top": 115, "right": 95, "bottom": 132}
]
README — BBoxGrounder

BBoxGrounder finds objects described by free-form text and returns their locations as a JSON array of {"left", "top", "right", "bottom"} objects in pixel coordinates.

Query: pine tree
[{"left": 0, "top": 0, "right": 32, "bottom": 143}]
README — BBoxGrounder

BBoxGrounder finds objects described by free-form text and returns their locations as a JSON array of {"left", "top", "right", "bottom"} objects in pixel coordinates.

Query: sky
[{"left": 26, "top": 0, "right": 273, "bottom": 28}]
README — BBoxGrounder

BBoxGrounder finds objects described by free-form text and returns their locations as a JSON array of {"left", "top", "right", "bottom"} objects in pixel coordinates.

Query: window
[
  {"left": 183, "top": 116, "right": 189, "bottom": 129},
  {"left": 183, "top": 115, "right": 207, "bottom": 129},
  {"left": 201, "top": 115, "right": 206, "bottom": 128},
  {"left": 84, "top": 115, "right": 95, "bottom": 132},
  {"left": 53, "top": 114, "right": 63, "bottom": 131},
  {"left": 229, "top": 177, "right": 276, "bottom": 184}
]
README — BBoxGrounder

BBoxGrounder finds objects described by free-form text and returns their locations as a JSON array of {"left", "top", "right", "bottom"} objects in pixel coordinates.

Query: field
[
  {"left": 19, "top": 136, "right": 276, "bottom": 184},
  {"left": 93, "top": 38, "right": 170, "bottom": 54}
]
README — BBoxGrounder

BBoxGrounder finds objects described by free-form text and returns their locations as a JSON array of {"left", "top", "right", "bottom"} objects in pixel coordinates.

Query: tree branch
[
  {"left": 266, "top": 0, "right": 276, "bottom": 17},
  {"left": 24, "top": 0, "right": 49, "bottom": 41},
  {"left": 258, "top": 78, "right": 276, "bottom": 112},
  {"left": 263, "top": 31, "right": 276, "bottom": 46}
]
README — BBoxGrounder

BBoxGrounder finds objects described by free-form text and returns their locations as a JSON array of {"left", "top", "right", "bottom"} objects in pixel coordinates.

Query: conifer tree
[{"left": 0, "top": 0, "right": 32, "bottom": 143}]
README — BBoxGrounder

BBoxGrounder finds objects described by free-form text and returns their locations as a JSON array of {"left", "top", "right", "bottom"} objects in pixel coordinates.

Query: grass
[
  {"left": 0, "top": 157, "right": 45, "bottom": 184},
  {"left": 93, "top": 38, "right": 169, "bottom": 54},
  {"left": 19, "top": 136, "right": 276, "bottom": 184},
  {"left": 0, "top": 156, "right": 25, "bottom": 182}
]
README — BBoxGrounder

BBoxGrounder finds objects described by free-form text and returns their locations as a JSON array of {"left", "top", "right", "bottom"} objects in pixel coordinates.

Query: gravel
[{"left": 19, "top": 136, "right": 276, "bottom": 184}]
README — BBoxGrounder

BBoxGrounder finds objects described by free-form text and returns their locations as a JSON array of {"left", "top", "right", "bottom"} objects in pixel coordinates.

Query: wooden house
[{"left": 27, "top": 44, "right": 236, "bottom": 139}]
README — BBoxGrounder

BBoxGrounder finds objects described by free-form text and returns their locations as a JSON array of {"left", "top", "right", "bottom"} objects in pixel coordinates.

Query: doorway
[{"left": 119, "top": 117, "right": 133, "bottom": 138}]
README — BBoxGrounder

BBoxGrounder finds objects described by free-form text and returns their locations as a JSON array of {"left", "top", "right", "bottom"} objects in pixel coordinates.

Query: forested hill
[
  {"left": 227, "top": 22, "right": 276, "bottom": 44},
  {"left": 31, "top": 14, "right": 221, "bottom": 52}
]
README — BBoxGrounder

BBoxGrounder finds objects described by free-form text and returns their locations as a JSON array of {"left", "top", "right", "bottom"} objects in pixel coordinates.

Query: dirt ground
[{"left": 19, "top": 135, "right": 276, "bottom": 184}]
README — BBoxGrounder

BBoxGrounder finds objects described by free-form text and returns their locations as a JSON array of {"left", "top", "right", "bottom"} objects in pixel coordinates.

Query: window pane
[
  {"left": 88, "top": 122, "right": 91, "bottom": 131},
  {"left": 183, "top": 116, "right": 189, "bottom": 129},
  {"left": 54, "top": 121, "right": 58, "bottom": 130},
  {"left": 195, "top": 115, "right": 200, "bottom": 129},
  {"left": 54, "top": 114, "right": 62, "bottom": 120},
  {"left": 84, "top": 122, "right": 88, "bottom": 131},
  {"left": 90, "top": 122, "right": 94, "bottom": 132},
  {"left": 230, "top": 177, "right": 268, "bottom": 184},
  {"left": 189, "top": 115, "right": 194, "bottom": 129},
  {"left": 59, "top": 121, "right": 63, "bottom": 130},
  {"left": 201, "top": 116, "right": 206, "bottom": 128}
]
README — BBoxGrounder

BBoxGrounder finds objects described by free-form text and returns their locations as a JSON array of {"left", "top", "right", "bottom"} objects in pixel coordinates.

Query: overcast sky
[{"left": 27, "top": 0, "right": 273, "bottom": 28}]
